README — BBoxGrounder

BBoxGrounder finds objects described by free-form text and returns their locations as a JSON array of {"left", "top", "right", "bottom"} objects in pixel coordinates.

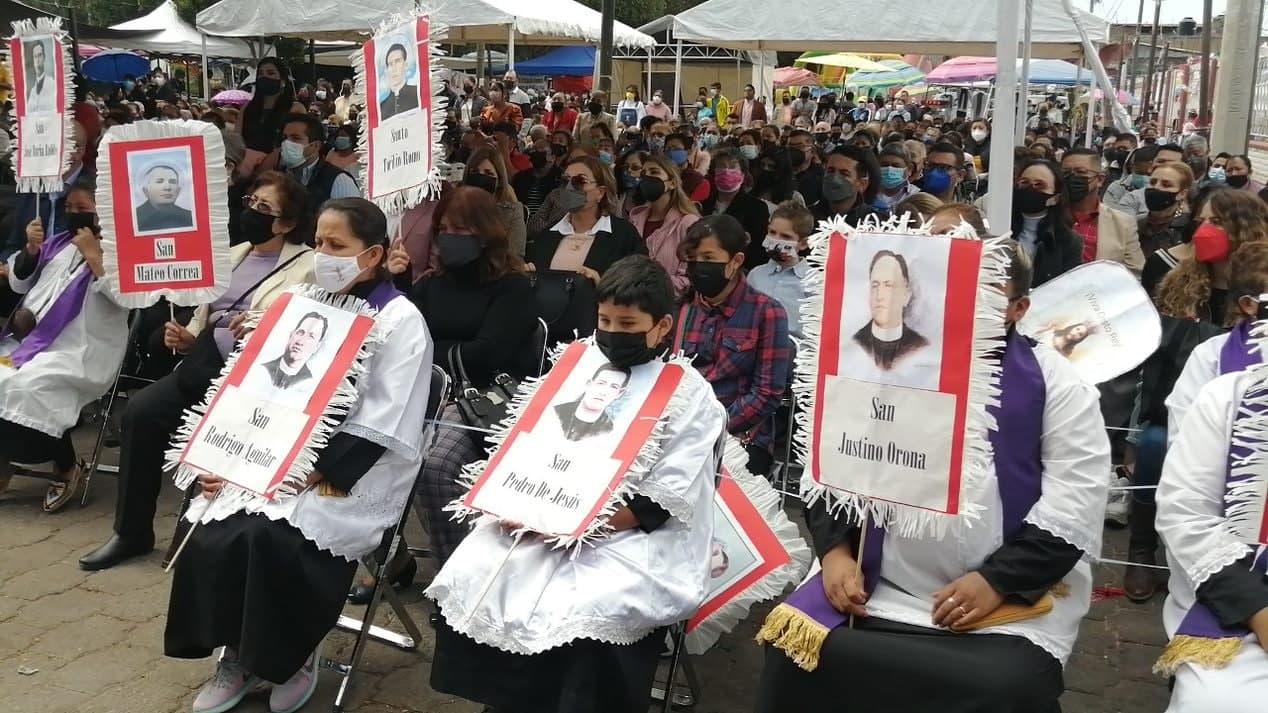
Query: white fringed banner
[
  {"left": 447, "top": 339, "right": 696, "bottom": 551},
  {"left": 165, "top": 284, "right": 387, "bottom": 523},
  {"left": 96, "top": 119, "right": 232, "bottom": 308},
  {"left": 8, "top": 17, "right": 76, "bottom": 194},
  {"left": 794, "top": 213, "right": 1011, "bottom": 539},
  {"left": 352, "top": 9, "right": 447, "bottom": 214},
  {"left": 685, "top": 436, "right": 813, "bottom": 655}
]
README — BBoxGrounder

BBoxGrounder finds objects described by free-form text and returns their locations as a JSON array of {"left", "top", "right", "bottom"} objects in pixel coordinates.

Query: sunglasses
[{"left": 566, "top": 174, "right": 594, "bottom": 188}]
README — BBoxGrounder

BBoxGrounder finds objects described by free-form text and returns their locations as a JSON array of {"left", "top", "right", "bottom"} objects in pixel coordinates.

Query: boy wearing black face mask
[{"left": 674, "top": 215, "right": 790, "bottom": 475}]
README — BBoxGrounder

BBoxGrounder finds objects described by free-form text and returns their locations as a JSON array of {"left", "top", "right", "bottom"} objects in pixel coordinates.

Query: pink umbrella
[
  {"left": 211, "top": 89, "right": 252, "bottom": 107},
  {"left": 774, "top": 67, "right": 821, "bottom": 89},
  {"left": 924, "top": 56, "right": 997, "bottom": 84}
]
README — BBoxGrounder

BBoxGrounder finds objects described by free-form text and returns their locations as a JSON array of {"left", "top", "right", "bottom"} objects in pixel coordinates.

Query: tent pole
[
  {"left": 646, "top": 45, "right": 653, "bottom": 103},
  {"left": 1014, "top": 0, "right": 1033, "bottom": 140},
  {"left": 201, "top": 34, "right": 210, "bottom": 100},
  {"left": 987, "top": 0, "right": 1020, "bottom": 233},
  {"left": 758, "top": 43, "right": 766, "bottom": 102},
  {"left": 508, "top": 23, "right": 515, "bottom": 70},
  {"left": 476, "top": 43, "right": 484, "bottom": 85},
  {"left": 672, "top": 38, "right": 683, "bottom": 118},
  {"left": 1084, "top": 56, "right": 1096, "bottom": 147}
]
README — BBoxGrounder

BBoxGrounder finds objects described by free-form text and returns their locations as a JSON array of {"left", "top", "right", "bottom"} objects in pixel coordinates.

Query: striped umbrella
[{"left": 846, "top": 60, "right": 925, "bottom": 90}]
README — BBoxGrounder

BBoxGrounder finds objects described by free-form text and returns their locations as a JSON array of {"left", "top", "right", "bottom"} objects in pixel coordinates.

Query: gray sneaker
[{"left": 193, "top": 654, "right": 259, "bottom": 713}]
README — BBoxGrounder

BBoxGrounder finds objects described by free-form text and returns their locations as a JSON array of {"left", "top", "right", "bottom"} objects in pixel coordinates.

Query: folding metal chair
[
  {"left": 81, "top": 310, "right": 155, "bottom": 505},
  {"left": 651, "top": 622, "right": 702, "bottom": 711},
  {"left": 323, "top": 364, "right": 450, "bottom": 713}
]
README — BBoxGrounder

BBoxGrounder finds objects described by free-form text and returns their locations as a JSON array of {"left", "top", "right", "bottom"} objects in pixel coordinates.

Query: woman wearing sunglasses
[{"left": 78, "top": 171, "right": 316, "bottom": 572}]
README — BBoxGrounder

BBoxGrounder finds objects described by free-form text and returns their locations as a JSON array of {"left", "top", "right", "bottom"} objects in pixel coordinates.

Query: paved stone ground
[{"left": 0, "top": 427, "right": 1172, "bottom": 713}]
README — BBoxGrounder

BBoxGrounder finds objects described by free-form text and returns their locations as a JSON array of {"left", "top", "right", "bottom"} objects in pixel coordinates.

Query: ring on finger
[{"left": 955, "top": 605, "right": 968, "bottom": 618}]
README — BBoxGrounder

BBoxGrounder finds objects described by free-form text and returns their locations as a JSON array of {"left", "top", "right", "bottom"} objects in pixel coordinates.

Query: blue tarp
[
  {"left": 514, "top": 46, "right": 595, "bottom": 77},
  {"left": 1026, "top": 59, "right": 1093, "bottom": 87}
]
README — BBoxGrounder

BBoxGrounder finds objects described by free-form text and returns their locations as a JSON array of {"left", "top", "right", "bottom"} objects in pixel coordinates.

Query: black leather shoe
[
  {"left": 348, "top": 556, "right": 417, "bottom": 605},
  {"left": 79, "top": 533, "right": 155, "bottom": 571}
]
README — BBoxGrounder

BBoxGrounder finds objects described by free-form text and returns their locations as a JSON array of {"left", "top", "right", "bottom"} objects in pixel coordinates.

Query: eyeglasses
[
  {"left": 566, "top": 174, "right": 594, "bottom": 188},
  {"left": 243, "top": 195, "right": 283, "bottom": 217}
]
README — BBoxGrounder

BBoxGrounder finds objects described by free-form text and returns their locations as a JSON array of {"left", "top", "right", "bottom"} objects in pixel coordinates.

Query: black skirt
[
  {"left": 430, "top": 613, "right": 665, "bottom": 713},
  {"left": 755, "top": 618, "right": 1065, "bottom": 713},
  {"left": 164, "top": 512, "right": 357, "bottom": 684}
]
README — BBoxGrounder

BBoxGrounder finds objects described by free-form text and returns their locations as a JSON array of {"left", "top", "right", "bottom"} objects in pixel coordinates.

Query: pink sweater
[{"left": 627, "top": 204, "right": 701, "bottom": 295}]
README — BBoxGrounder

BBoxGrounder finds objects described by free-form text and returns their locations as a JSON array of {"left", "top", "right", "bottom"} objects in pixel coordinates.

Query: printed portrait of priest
[
  {"left": 261, "top": 311, "right": 328, "bottom": 392},
  {"left": 709, "top": 539, "right": 731, "bottom": 579},
  {"left": 134, "top": 163, "right": 195, "bottom": 233},
  {"left": 378, "top": 41, "right": 419, "bottom": 121},
  {"left": 22, "top": 38, "right": 55, "bottom": 115},
  {"left": 853, "top": 250, "right": 929, "bottom": 371},
  {"left": 551, "top": 362, "right": 629, "bottom": 442}
]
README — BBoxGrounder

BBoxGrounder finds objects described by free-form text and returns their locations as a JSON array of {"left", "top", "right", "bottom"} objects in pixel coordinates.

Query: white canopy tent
[
  {"left": 669, "top": 0, "right": 1108, "bottom": 59},
  {"left": 110, "top": 0, "right": 255, "bottom": 58},
  {"left": 196, "top": 0, "right": 654, "bottom": 50}
]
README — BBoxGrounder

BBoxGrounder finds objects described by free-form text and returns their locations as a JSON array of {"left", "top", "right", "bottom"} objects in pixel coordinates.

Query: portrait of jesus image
[
  {"left": 254, "top": 308, "right": 327, "bottom": 395},
  {"left": 551, "top": 362, "right": 630, "bottom": 442},
  {"left": 852, "top": 250, "right": 929, "bottom": 371},
  {"left": 378, "top": 42, "right": 419, "bottom": 121},
  {"left": 134, "top": 163, "right": 194, "bottom": 233}
]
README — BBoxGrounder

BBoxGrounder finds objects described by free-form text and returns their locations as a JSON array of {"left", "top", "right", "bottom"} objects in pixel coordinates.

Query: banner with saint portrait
[
  {"left": 354, "top": 12, "right": 446, "bottom": 213},
  {"left": 8, "top": 17, "right": 75, "bottom": 194},
  {"left": 167, "top": 286, "right": 383, "bottom": 512},
  {"left": 453, "top": 341, "right": 687, "bottom": 547},
  {"left": 795, "top": 216, "right": 1010, "bottom": 536},
  {"left": 1019, "top": 260, "right": 1161, "bottom": 385},
  {"left": 686, "top": 437, "right": 812, "bottom": 655},
  {"left": 97, "top": 119, "right": 232, "bottom": 308}
]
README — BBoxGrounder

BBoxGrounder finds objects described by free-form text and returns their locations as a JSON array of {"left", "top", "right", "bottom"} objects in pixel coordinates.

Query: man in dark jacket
[{"left": 810, "top": 145, "right": 887, "bottom": 227}]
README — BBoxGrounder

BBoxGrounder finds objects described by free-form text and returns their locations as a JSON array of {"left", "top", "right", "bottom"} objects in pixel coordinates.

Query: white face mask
[
  {"left": 971, "top": 129, "right": 988, "bottom": 142},
  {"left": 652, "top": 95, "right": 663, "bottom": 104},
  {"left": 313, "top": 248, "right": 372, "bottom": 293}
]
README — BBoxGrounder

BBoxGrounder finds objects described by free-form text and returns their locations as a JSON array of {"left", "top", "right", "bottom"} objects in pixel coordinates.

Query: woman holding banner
[
  {"left": 164, "top": 197, "right": 432, "bottom": 713},
  {"left": 0, "top": 180, "right": 126, "bottom": 512},
  {"left": 1154, "top": 359, "right": 1268, "bottom": 712},
  {"left": 79, "top": 172, "right": 315, "bottom": 572},
  {"left": 755, "top": 244, "right": 1111, "bottom": 713}
]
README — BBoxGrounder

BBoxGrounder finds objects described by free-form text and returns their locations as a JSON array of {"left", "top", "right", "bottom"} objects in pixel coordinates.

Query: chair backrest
[
  {"left": 533, "top": 317, "right": 550, "bottom": 377},
  {"left": 426, "top": 363, "right": 450, "bottom": 422}
]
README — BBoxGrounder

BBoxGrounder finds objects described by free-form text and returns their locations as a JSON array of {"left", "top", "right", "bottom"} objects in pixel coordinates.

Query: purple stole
[
  {"left": 2, "top": 232, "right": 95, "bottom": 368},
  {"left": 757, "top": 330, "right": 1048, "bottom": 671},
  {"left": 364, "top": 280, "right": 402, "bottom": 311},
  {"left": 1160, "top": 320, "right": 1268, "bottom": 673}
]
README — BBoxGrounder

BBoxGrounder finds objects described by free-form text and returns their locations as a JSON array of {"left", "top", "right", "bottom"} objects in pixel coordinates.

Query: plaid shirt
[
  {"left": 674, "top": 275, "right": 790, "bottom": 450},
  {"left": 1072, "top": 208, "right": 1099, "bottom": 263}
]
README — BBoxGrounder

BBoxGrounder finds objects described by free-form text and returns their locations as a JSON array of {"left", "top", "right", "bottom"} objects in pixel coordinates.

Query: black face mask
[
  {"left": 1142, "top": 137, "right": 1157, "bottom": 145},
  {"left": 1144, "top": 188, "right": 1179, "bottom": 212},
  {"left": 1063, "top": 173, "right": 1092, "bottom": 203},
  {"left": 787, "top": 148, "right": 806, "bottom": 168},
  {"left": 588, "top": 102, "right": 603, "bottom": 115},
  {"left": 595, "top": 329, "right": 659, "bottom": 368},
  {"left": 1103, "top": 149, "right": 1126, "bottom": 165},
  {"left": 65, "top": 211, "right": 99, "bottom": 235},
  {"left": 1013, "top": 187, "right": 1053, "bottom": 215},
  {"left": 551, "top": 101, "right": 565, "bottom": 113},
  {"left": 551, "top": 144, "right": 568, "bottom": 157},
  {"left": 465, "top": 173, "right": 498, "bottom": 195},
  {"left": 686, "top": 260, "right": 732, "bottom": 299},
  {"left": 529, "top": 151, "right": 549, "bottom": 169},
  {"left": 255, "top": 76, "right": 282, "bottom": 96},
  {"left": 436, "top": 233, "right": 482, "bottom": 269},
  {"left": 239, "top": 207, "right": 278, "bottom": 245},
  {"left": 822, "top": 173, "right": 856, "bottom": 204},
  {"left": 637, "top": 175, "right": 666, "bottom": 202},
  {"left": 1226, "top": 174, "right": 1250, "bottom": 189}
]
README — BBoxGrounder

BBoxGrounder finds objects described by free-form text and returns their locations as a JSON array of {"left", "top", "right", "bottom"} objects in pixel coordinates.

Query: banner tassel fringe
[{"left": 754, "top": 603, "right": 830, "bottom": 672}]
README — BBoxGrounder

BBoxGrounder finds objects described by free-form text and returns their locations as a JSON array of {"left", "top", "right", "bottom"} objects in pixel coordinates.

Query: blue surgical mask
[
  {"left": 280, "top": 140, "right": 309, "bottom": 168},
  {"left": 668, "top": 148, "right": 690, "bottom": 166},
  {"left": 598, "top": 150, "right": 613, "bottom": 165},
  {"left": 334, "top": 136, "right": 352, "bottom": 151},
  {"left": 1130, "top": 173, "right": 1148, "bottom": 190},
  {"left": 880, "top": 166, "right": 907, "bottom": 190},
  {"left": 701, "top": 133, "right": 720, "bottom": 149},
  {"left": 623, "top": 173, "right": 641, "bottom": 190},
  {"left": 1207, "top": 167, "right": 1227, "bottom": 185},
  {"left": 922, "top": 167, "right": 952, "bottom": 195},
  {"left": 124, "top": 80, "right": 136, "bottom": 91},
  {"left": 740, "top": 144, "right": 760, "bottom": 161}
]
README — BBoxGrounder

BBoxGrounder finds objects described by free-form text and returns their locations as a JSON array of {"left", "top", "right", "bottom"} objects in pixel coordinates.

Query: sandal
[{"left": 43, "top": 462, "right": 85, "bottom": 513}]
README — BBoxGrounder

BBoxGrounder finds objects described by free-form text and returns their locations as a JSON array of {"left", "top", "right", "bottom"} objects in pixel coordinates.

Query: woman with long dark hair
[
  {"left": 1010, "top": 158, "right": 1080, "bottom": 286},
  {"left": 238, "top": 58, "right": 305, "bottom": 179}
]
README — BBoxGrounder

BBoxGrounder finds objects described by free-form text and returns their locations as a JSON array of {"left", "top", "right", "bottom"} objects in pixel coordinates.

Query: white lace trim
[
  {"left": 1189, "top": 539, "right": 1254, "bottom": 588},
  {"left": 1025, "top": 507, "right": 1102, "bottom": 564}
]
